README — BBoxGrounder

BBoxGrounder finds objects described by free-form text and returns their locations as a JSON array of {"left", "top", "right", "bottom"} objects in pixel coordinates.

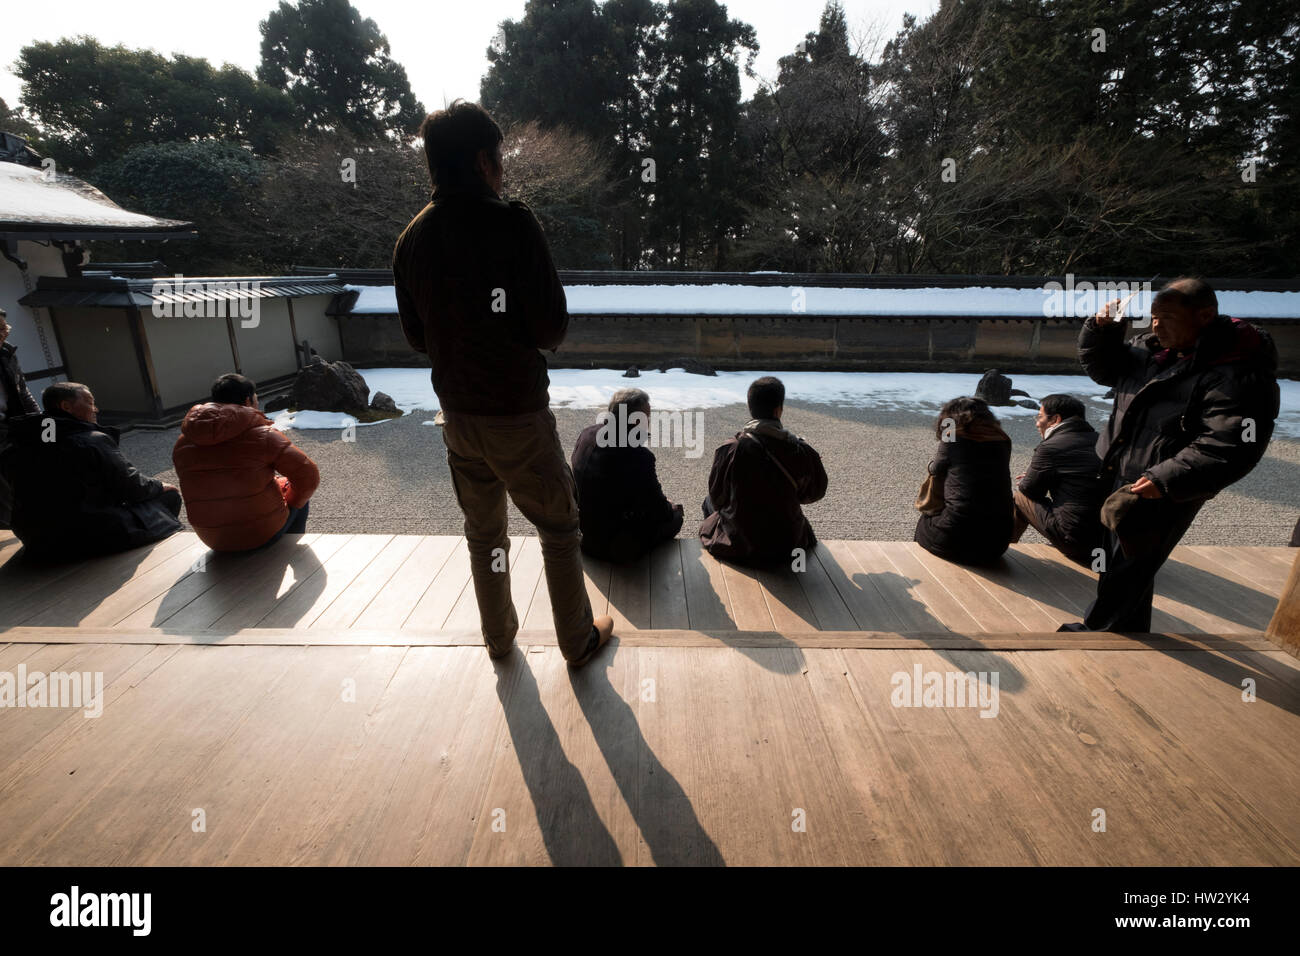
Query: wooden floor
[{"left": 1, "top": 529, "right": 1297, "bottom": 865}]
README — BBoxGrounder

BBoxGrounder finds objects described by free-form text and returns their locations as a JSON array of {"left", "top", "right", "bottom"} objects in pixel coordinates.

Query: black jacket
[
  {"left": 0, "top": 412, "right": 180, "bottom": 559},
  {"left": 699, "top": 418, "right": 828, "bottom": 566},
  {"left": 392, "top": 181, "right": 567, "bottom": 416},
  {"left": 1018, "top": 416, "right": 1104, "bottom": 542},
  {"left": 571, "top": 421, "right": 677, "bottom": 562},
  {"left": 914, "top": 434, "right": 1014, "bottom": 566},
  {"left": 1079, "top": 314, "right": 1280, "bottom": 503},
  {"left": 1, "top": 341, "right": 40, "bottom": 425}
]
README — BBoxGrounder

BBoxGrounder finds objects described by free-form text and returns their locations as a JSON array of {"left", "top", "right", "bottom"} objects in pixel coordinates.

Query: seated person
[
  {"left": 0, "top": 307, "right": 41, "bottom": 528},
  {"left": 914, "top": 396, "right": 1014, "bottom": 567},
  {"left": 571, "top": 387, "right": 684, "bottom": 563},
  {"left": 0, "top": 382, "right": 181, "bottom": 560},
  {"left": 1010, "top": 393, "right": 1105, "bottom": 567},
  {"left": 172, "top": 373, "right": 320, "bottom": 551},
  {"left": 700, "top": 376, "right": 828, "bottom": 566}
]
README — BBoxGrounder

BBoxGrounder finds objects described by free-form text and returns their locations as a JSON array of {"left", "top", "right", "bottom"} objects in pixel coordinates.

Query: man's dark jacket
[
  {"left": 700, "top": 419, "right": 828, "bottom": 566},
  {"left": 1, "top": 341, "right": 40, "bottom": 426},
  {"left": 392, "top": 182, "right": 567, "bottom": 416},
  {"left": 1079, "top": 314, "right": 1280, "bottom": 503},
  {"left": 571, "top": 421, "right": 678, "bottom": 562},
  {"left": 0, "top": 411, "right": 180, "bottom": 559},
  {"left": 1018, "top": 416, "right": 1104, "bottom": 544}
]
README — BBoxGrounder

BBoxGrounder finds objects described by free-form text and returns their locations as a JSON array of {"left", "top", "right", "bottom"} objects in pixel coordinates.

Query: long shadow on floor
[
  {"left": 152, "top": 535, "right": 329, "bottom": 637},
  {"left": 569, "top": 643, "right": 725, "bottom": 866},
  {"left": 847, "top": 566, "right": 1028, "bottom": 693},
  {"left": 492, "top": 650, "right": 623, "bottom": 866}
]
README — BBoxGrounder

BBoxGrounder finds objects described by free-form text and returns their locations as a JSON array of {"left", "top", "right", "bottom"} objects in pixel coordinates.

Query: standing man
[
  {"left": 1010, "top": 393, "right": 1104, "bottom": 567},
  {"left": 1062, "top": 277, "right": 1280, "bottom": 632},
  {"left": 393, "top": 100, "right": 613, "bottom": 666},
  {"left": 0, "top": 307, "right": 41, "bottom": 527}
]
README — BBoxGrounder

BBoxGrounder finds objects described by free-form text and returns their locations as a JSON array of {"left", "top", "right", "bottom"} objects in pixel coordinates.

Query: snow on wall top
[
  {"left": 0, "top": 161, "right": 190, "bottom": 230},
  {"left": 345, "top": 282, "right": 1300, "bottom": 320}
]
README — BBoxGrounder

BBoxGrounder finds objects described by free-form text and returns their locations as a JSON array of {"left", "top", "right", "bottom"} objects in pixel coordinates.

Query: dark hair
[
  {"left": 747, "top": 376, "right": 785, "bottom": 420},
  {"left": 1154, "top": 276, "right": 1218, "bottom": 315},
  {"left": 42, "top": 381, "right": 89, "bottom": 413},
  {"left": 1040, "top": 394, "right": 1086, "bottom": 422},
  {"left": 936, "top": 396, "right": 1001, "bottom": 439},
  {"left": 211, "top": 372, "right": 256, "bottom": 405},
  {"left": 419, "top": 100, "right": 504, "bottom": 191}
]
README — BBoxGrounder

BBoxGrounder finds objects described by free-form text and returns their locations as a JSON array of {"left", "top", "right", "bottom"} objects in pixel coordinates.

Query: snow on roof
[
  {"left": 0, "top": 161, "right": 192, "bottom": 233},
  {"left": 345, "top": 283, "right": 1300, "bottom": 319}
]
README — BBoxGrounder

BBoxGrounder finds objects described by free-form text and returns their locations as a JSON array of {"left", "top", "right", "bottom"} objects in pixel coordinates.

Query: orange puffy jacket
[{"left": 172, "top": 403, "right": 320, "bottom": 551}]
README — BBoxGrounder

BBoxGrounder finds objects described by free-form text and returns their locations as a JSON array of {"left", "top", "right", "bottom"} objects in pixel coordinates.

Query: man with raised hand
[
  {"left": 1062, "top": 277, "right": 1280, "bottom": 632},
  {"left": 393, "top": 100, "right": 613, "bottom": 666}
]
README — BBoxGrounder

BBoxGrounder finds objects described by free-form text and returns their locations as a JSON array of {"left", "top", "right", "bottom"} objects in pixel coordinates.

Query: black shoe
[{"left": 1056, "top": 622, "right": 1088, "bottom": 632}]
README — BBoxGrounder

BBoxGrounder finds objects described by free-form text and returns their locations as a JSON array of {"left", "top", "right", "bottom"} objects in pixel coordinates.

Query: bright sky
[{"left": 0, "top": 0, "right": 937, "bottom": 115}]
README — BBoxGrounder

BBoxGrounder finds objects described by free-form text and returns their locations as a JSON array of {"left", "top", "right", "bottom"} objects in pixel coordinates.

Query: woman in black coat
[{"left": 914, "top": 397, "right": 1015, "bottom": 566}]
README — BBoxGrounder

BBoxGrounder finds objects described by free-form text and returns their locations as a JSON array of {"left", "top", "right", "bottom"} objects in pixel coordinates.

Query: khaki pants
[{"left": 442, "top": 407, "right": 594, "bottom": 660}]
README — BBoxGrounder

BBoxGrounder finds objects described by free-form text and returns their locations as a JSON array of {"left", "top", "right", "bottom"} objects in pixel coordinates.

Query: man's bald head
[{"left": 1151, "top": 276, "right": 1218, "bottom": 351}]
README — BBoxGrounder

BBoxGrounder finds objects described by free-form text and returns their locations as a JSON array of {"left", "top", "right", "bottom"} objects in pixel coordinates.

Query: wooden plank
[
  {"left": 649, "top": 539, "right": 689, "bottom": 629},
  {"left": 0, "top": 533, "right": 24, "bottom": 573},
  {"left": 955, "top": 555, "right": 1068, "bottom": 631},
  {"left": 213, "top": 645, "right": 410, "bottom": 864},
  {"left": 0, "top": 643, "right": 300, "bottom": 865},
  {"left": 257, "top": 535, "right": 394, "bottom": 628},
  {"left": 138, "top": 644, "right": 397, "bottom": 864},
  {"left": 466, "top": 646, "right": 635, "bottom": 865},
  {"left": 1200, "top": 545, "right": 1291, "bottom": 598},
  {"left": 0, "top": 626, "right": 1277, "bottom": 651},
  {"left": 197, "top": 534, "right": 355, "bottom": 630},
  {"left": 441, "top": 536, "right": 527, "bottom": 633},
  {"left": 718, "top": 562, "right": 772, "bottom": 631},
  {"left": 0, "top": 532, "right": 196, "bottom": 625},
  {"left": 1006, "top": 649, "right": 1299, "bottom": 863},
  {"left": 1163, "top": 547, "right": 1281, "bottom": 629},
  {"left": 752, "top": 563, "right": 821, "bottom": 633},
  {"left": 155, "top": 533, "right": 330, "bottom": 630},
  {"left": 0, "top": 643, "right": 157, "bottom": 776},
  {"left": 813, "top": 540, "right": 907, "bottom": 631},
  {"left": 793, "top": 544, "right": 857, "bottom": 630},
  {"left": 352, "top": 535, "right": 459, "bottom": 631},
  {"left": 607, "top": 551, "right": 651, "bottom": 631},
  {"left": 310, "top": 534, "right": 422, "bottom": 629},
  {"left": 404, "top": 537, "right": 473, "bottom": 630},
  {"left": 1078, "top": 646, "right": 1300, "bottom": 846},
  {"left": 904, "top": 545, "right": 1024, "bottom": 632},
  {"left": 31, "top": 538, "right": 211, "bottom": 628},
  {"left": 678, "top": 538, "right": 735, "bottom": 630},
  {"left": 872, "top": 542, "right": 982, "bottom": 632},
  {"left": 840, "top": 648, "right": 1098, "bottom": 863},
  {"left": 0, "top": 645, "right": 182, "bottom": 798}
]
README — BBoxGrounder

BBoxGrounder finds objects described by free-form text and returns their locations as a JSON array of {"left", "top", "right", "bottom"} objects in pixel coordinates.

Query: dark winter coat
[
  {"left": 0, "top": 411, "right": 180, "bottom": 559},
  {"left": 1018, "top": 416, "right": 1104, "bottom": 545},
  {"left": 0, "top": 341, "right": 40, "bottom": 425},
  {"left": 914, "top": 433, "right": 1015, "bottom": 566},
  {"left": 699, "top": 418, "right": 828, "bottom": 566},
  {"left": 571, "top": 421, "right": 678, "bottom": 563},
  {"left": 392, "top": 181, "right": 567, "bottom": 416},
  {"left": 1078, "top": 314, "right": 1280, "bottom": 502}
]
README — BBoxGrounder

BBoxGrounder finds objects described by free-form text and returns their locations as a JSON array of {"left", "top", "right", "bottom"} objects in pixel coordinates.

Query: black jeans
[{"left": 1083, "top": 491, "right": 1201, "bottom": 632}]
